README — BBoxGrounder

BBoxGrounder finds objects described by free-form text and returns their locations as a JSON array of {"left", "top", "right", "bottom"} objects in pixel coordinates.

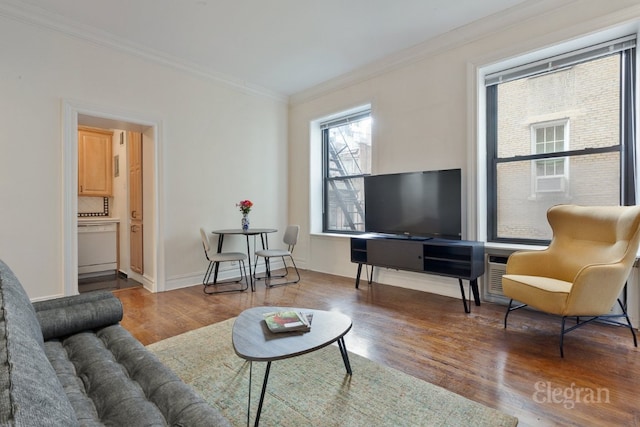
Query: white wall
[
  {"left": 288, "top": 0, "right": 640, "bottom": 300},
  {"left": 0, "top": 15, "right": 288, "bottom": 299}
]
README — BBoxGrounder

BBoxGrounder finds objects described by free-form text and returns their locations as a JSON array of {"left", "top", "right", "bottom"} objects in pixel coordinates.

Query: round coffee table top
[{"left": 232, "top": 306, "right": 352, "bottom": 362}]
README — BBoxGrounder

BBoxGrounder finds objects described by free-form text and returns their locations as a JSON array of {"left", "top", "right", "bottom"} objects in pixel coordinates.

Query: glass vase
[{"left": 241, "top": 213, "right": 250, "bottom": 231}]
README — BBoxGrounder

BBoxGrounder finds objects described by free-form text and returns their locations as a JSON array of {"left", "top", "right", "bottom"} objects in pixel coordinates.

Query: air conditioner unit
[
  {"left": 536, "top": 175, "right": 566, "bottom": 193},
  {"left": 483, "top": 255, "right": 510, "bottom": 304}
]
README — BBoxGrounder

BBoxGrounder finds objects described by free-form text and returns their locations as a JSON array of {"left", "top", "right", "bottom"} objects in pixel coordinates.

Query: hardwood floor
[{"left": 114, "top": 270, "right": 640, "bottom": 427}]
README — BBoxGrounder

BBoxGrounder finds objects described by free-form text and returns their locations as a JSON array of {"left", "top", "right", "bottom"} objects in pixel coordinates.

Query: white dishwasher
[{"left": 78, "top": 222, "right": 118, "bottom": 276}]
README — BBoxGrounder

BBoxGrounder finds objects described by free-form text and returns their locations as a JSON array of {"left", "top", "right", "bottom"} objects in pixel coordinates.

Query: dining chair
[
  {"left": 254, "top": 225, "right": 301, "bottom": 287},
  {"left": 200, "top": 228, "right": 248, "bottom": 294}
]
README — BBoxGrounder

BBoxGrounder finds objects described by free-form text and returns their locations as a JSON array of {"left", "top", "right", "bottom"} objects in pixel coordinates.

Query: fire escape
[{"left": 327, "top": 139, "right": 365, "bottom": 231}]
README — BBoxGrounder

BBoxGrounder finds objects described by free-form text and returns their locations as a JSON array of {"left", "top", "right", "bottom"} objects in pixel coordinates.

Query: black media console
[{"left": 350, "top": 234, "right": 485, "bottom": 313}]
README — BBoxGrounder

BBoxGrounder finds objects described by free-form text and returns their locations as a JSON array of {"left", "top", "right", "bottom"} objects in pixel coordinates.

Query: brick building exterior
[{"left": 496, "top": 54, "right": 620, "bottom": 239}]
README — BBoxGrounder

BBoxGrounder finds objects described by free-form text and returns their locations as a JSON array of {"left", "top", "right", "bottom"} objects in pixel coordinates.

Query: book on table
[{"left": 263, "top": 310, "right": 312, "bottom": 333}]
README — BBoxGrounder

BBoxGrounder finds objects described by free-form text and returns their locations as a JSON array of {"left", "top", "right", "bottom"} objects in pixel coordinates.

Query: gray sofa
[{"left": 0, "top": 260, "right": 230, "bottom": 426}]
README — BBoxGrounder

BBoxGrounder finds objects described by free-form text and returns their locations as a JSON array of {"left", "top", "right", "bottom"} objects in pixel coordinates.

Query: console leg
[
  {"left": 471, "top": 279, "right": 481, "bottom": 306},
  {"left": 458, "top": 279, "right": 470, "bottom": 313},
  {"left": 355, "top": 263, "right": 363, "bottom": 289}
]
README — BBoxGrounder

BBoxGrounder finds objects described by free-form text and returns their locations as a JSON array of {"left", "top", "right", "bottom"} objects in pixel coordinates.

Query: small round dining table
[{"left": 211, "top": 228, "right": 277, "bottom": 291}]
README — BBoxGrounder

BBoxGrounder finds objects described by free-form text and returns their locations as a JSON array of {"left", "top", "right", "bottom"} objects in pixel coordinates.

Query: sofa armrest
[{"left": 33, "top": 291, "right": 123, "bottom": 340}]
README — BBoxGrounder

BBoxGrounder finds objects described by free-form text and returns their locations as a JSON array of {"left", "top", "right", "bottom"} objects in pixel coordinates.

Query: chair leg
[
  {"left": 288, "top": 255, "right": 301, "bottom": 283},
  {"left": 617, "top": 298, "right": 638, "bottom": 347},
  {"left": 202, "top": 261, "right": 214, "bottom": 286},
  {"left": 255, "top": 256, "right": 289, "bottom": 281},
  {"left": 264, "top": 255, "right": 300, "bottom": 288},
  {"left": 504, "top": 299, "right": 513, "bottom": 328},
  {"left": 241, "top": 260, "right": 252, "bottom": 292},
  {"left": 558, "top": 299, "right": 637, "bottom": 357},
  {"left": 560, "top": 317, "right": 567, "bottom": 358},
  {"left": 203, "top": 261, "right": 249, "bottom": 294},
  {"left": 504, "top": 299, "right": 526, "bottom": 328}
]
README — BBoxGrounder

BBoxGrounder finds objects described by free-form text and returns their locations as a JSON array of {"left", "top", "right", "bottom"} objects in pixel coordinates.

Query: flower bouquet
[
  {"left": 237, "top": 200, "right": 253, "bottom": 230},
  {"left": 237, "top": 200, "right": 253, "bottom": 215}
]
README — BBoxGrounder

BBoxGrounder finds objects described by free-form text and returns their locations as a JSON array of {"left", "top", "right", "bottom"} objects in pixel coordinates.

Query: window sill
[
  {"left": 484, "top": 241, "right": 547, "bottom": 252},
  {"left": 310, "top": 232, "right": 354, "bottom": 239}
]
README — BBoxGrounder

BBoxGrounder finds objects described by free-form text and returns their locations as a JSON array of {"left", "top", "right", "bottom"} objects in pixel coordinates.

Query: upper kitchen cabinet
[{"left": 78, "top": 126, "right": 113, "bottom": 197}]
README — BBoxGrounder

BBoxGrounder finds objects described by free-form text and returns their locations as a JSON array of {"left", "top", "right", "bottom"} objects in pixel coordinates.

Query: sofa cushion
[
  {"left": 33, "top": 290, "right": 123, "bottom": 340},
  {"left": 0, "top": 260, "right": 79, "bottom": 426},
  {"left": 45, "top": 324, "right": 231, "bottom": 426}
]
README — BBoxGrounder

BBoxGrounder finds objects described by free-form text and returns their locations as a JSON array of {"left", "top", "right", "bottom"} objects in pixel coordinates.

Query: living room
[{"left": 2, "top": 0, "right": 640, "bottom": 426}]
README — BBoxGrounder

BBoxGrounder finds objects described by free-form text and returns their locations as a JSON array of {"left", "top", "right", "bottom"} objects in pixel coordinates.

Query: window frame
[
  {"left": 321, "top": 110, "right": 371, "bottom": 234},
  {"left": 485, "top": 36, "right": 636, "bottom": 245}
]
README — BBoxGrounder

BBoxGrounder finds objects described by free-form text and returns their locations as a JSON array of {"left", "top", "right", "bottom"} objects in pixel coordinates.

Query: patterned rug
[{"left": 147, "top": 318, "right": 518, "bottom": 427}]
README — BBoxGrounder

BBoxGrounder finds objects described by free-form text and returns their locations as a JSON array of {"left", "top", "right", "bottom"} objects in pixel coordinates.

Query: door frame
[{"left": 62, "top": 99, "right": 165, "bottom": 295}]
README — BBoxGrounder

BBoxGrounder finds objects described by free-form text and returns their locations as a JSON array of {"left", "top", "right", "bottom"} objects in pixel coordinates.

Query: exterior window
[
  {"left": 322, "top": 110, "right": 371, "bottom": 233},
  {"left": 532, "top": 122, "right": 568, "bottom": 193},
  {"left": 486, "top": 36, "right": 636, "bottom": 244}
]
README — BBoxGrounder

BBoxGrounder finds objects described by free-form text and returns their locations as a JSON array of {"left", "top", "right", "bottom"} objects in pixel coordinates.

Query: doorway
[{"left": 62, "top": 100, "right": 164, "bottom": 296}]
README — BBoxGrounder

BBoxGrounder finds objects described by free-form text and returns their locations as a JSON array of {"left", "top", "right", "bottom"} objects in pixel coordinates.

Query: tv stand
[
  {"left": 350, "top": 235, "right": 484, "bottom": 313},
  {"left": 386, "top": 235, "right": 432, "bottom": 241}
]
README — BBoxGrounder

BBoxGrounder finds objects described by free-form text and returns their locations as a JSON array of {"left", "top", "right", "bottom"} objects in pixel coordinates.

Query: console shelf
[{"left": 350, "top": 235, "right": 485, "bottom": 313}]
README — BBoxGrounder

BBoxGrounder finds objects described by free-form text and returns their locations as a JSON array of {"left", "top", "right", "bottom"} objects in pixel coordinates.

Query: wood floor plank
[{"left": 113, "top": 270, "right": 640, "bottom": 427}]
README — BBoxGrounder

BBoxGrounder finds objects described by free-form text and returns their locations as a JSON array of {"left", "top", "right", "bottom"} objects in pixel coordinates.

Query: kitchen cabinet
[{"left": 78, "top": 126, "right": 113, "bottom": 196}]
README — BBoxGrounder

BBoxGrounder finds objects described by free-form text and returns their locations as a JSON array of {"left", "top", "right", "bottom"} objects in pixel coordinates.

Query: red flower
[{"left": 236, "top": 200, "right": 253, "bottom": 214}]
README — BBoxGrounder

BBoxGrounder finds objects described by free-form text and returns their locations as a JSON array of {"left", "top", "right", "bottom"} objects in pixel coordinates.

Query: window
[
  {"left": 486, "top": 35, "right": 636, "bottom": 243},
  {"left": 321, "top": 110, "right": 372, "bottom": 233},
  {"left": 532, "top": 121, "right": 568, "bottom": 193}
]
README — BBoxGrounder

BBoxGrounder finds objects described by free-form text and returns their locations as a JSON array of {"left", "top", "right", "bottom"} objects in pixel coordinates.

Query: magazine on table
[{"left": 263, "top": 310, "right": 313, "bottom": 333}]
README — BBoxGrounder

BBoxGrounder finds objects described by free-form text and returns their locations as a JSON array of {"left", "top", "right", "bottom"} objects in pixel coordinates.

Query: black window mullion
[
  {"left": 496, "top": 145, "right": 621, "bottom": 164},
  {"left": 486, "top": 85, "right": 498, "bottom": 242},
  {"left": 322, "top": 128, "right": 330, "bottom": 232},
  {"left": 621, "top": 47, "right": 637, "bottom": 205}
]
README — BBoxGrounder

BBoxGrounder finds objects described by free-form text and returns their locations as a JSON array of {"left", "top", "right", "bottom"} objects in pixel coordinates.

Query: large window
[
  {"left": 486, "top": 35, "right": 636, "bottom": 243},
  {"left": 322, "top": 110, "right": 372, "bottom": 233}
]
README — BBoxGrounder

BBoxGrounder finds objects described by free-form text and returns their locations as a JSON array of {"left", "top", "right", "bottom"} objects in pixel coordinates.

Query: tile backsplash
[{"left": 78, "top": 197, "right": 110, "bottom": 217}]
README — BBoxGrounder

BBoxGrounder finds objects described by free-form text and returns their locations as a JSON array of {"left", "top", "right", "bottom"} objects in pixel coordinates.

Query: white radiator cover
[{"left": 483, "top": 255, "right": 509, "bottom": 304}]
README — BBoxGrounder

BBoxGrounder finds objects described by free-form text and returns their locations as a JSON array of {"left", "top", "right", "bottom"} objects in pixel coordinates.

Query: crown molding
[
  {"left": 289, "top": 0, "right": 640, "bottom": 106},
  {"left": 0, "top": 0, "right": 288, "bottom": 103}
]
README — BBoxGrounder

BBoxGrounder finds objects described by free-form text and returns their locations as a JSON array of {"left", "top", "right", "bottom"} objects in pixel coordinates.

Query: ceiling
[{"left": 5, "top": 0, "right": 530, "bottom": 97}]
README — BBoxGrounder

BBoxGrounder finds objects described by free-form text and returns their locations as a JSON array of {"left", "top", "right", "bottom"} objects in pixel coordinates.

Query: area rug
[{"left": 147, "top": 318, "right": 518, "bottom": 427}]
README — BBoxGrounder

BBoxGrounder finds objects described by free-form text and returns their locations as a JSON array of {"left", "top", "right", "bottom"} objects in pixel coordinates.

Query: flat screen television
[{"left": 364, "top": 169, "right": 461, "bottom": 240}]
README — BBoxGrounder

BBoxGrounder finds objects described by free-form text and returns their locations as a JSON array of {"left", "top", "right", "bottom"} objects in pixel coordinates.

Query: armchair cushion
[{"left": 502, "top": 274, "right": 571, "bottom": 315}]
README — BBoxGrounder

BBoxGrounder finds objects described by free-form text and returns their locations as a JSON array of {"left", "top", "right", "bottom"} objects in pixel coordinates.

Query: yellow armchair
[{"left": 502, "top": 204, "right": 640, "bottom": 356}]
